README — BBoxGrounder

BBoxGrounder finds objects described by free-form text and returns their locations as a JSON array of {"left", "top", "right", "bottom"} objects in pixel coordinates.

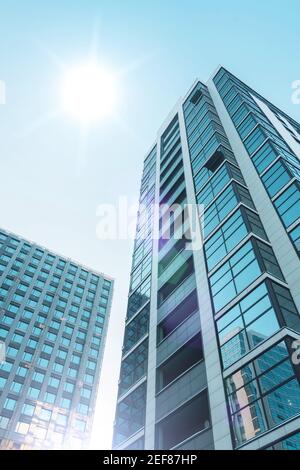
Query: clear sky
[{"left": 0, "top": 0, "right": 299, "bottom": 449}]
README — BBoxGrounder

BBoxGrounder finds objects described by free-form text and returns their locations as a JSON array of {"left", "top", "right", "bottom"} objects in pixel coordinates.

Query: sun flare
[{"left": 61, "top": 62, "right": 118, "bottom": 123}]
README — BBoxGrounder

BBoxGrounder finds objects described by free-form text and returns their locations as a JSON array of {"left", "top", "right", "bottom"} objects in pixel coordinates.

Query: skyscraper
[
  {"left": 113, "top": 66, "right": 300, "bottom": 451},
  {"left": 0, "top": 228, "right": 113, "bottom": 450}
]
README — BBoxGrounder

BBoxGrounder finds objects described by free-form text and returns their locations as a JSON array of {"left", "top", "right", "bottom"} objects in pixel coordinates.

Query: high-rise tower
[
  {"left": 0, "top": 228, "right": 113, "bottom": 449},
  {"left": 113, "top": 67, "right": 300, "bottom": 451}
]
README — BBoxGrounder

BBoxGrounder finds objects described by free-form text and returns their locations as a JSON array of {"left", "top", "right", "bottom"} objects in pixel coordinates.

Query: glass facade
[
  {"left": 0, "top": 229, "right": 113, "bottom": 449},
  {"left": 113, "top": 147, "right": 156, "bottom": 448},
  {"left": 113, "top": 67, "right": 300, "bottom": 450},
  {"left": 213, "top": 67, "right": 300, "bottom": 256}
]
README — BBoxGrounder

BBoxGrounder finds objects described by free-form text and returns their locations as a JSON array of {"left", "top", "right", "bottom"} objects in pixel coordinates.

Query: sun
[{"left": 61, "top": 62, "right": 118, "bottom": 123}]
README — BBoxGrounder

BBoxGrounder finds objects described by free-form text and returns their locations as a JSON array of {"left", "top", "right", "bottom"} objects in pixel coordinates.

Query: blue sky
[{"left": 0, "top": 0, "right": 299, "bottom": 448}]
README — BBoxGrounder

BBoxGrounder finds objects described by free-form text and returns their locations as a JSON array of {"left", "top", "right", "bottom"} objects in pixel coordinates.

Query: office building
[
  {"left": 113, "top": 66, "right": 300, "bottom": 450},
  {"left": 0, "top": 228, "right": 113, "bottom": 449}
]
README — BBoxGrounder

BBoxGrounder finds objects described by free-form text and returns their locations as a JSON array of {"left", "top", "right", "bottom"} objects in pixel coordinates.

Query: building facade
[
  {"left": 113, "top": 67, "right": 300, "bottom": 450},
  {"left": 0, "top": 228, "right": 113, "bottom": 449}
]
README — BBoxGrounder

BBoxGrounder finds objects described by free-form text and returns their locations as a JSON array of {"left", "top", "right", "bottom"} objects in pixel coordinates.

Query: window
[
  {"left": 16, "top": 365, "right": 28, "bottom": 377},
  {"left": 75, "top": 419, "right": 86, "bottom": 432},
  {"left": 57, "top": 349, "right": 67, "bottom": 360},
  {"left": 0, "top": 376, "right": 7, "bottom": 389},
  {"left": 64, "top": 382, "right": 75, "bottom": 393},
  {"left": 38, "top": 358, "right": 49, "bottom": 368},
  {"left": 11, "top": 333, "right": 24, "bottom": 344},
  {"left": 28, "top": 387, "right": 40, "bottom": 399},
  {"left": 290, "top": 225, "right": 300, "bottom": 254},
  {"left": 113, "top": 383, "right": 146, "bottom": 447},
  {"left": 32, "top": 371, "right": 45, "bottom": 383},
  {"left": 16, "top": 421, "right": 30, "bottom": 435},
  {"left": 22, "top": 403, "right": 35, "bottom": 416},
  {"left": 81, "top": 387, "right": 91, "bottom": 399},
  {"left": 77, "top": 403, "right": 89, "bottom": 414},
  {"left": 53, "top": 362, "right": 63, "bottom": 374},
  {"left": 0, "top": 416, "right": 10, "bottom": 429},
  {"left": 262, "top": 159, "right": 300, "bottom": 198},
  {"left": 197, "top": 162, "right": 244, "bottom": 206},
  {"left": 127, "top": 276, "right": 151, "bottom": 320},
  {"left": 61, "top": 398, "right": 71, "bottom": 410},
  {"left": 205, "top": 207, "right": 268, "bottom": 271},
  {"left": 84, "top": 373, "right": 94, "bottom": 385},
  {"left": 56, "top": 413, "right": 67, "bottom": 426},
  {"left": 11, "top": 381, "right": 23, "bottom": 394},
  {"left": 39, "top": 408, "right": 52, "bottom": 421},
  {"left": 274, "top": 182, "right": 300, "bottom": 228},
  {"left": 42, "top": 344, "right": 54, "bottom": 355},
  {"left": 68, "top": 368, "right": 78, "bottom": 379},
  {"left": 217, "top": 282, "right": 281, "bottom": 368},
  {"left": 4, "top": 397, "right": 17, "bottom": 411},
  {"left": 209, "top": 239, "right": 283, "bottom": 312},
  {"left": 119, "top": 340, "right": 148, "bottom": 395},
  {"left": 45, "top": 392, "right": 56, "bottom": 404},
  {"left": 202, "top": 183, "right": 254, "bottom": 238},
  {"left": 226, "top": 340, "right": 300, "bottom": 447},
  {"left": 48, "top": 376, "right": 60, "bottom": 388}
]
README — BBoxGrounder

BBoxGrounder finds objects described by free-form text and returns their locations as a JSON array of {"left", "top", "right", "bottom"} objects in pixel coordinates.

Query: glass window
[
  {"left": 210, "top": 239, "right": 283, "bottom": 312},
  {"left": 119, "top": 340, "right": 148, "bottom": 395},
  {"left": 64, "top": 382, "right": 75, "bottom": 393},
  {"left": 203, "top": 183, "right": 254, "bottom": 238},
  {"left": 274, "top": 182, "right": 300, "bottom": 228},
  {"left": 48, "top": 376, "right": 60, "bottom": 388},
  {"left": 28, "top": 387, "right": 40, "bottom": 399},
  {"left": 226, "top": 340, "right": 300, "bottom": 447},
  {"left": 210, "top": 241, "right": 261, "bottom": 312},
  {"left": 0, "top": 416, "right": 10, "bottom": 429},
  {"left": 205, "top": 209, "right": 248, "bottom": 271},
  {"left": 4, "top": 397, "right": 17, "bottom": 410},
  {"left": 262, "top": 159, "right": 299, "bottom": 198},
  {"left": 113, "top": 382, "right": 146, "bottom": 447},
  {"left": 217, "top": 282, "right": 280, "bottom": 368},
  {"left": 22, "top": 403, "right": 35, "bottom": 416},
  {"left": 10, "top": 381, "right": 23, "bottom": 394},
  {"left": 290, "top": 225, "right": 300, "bottom": 255}
]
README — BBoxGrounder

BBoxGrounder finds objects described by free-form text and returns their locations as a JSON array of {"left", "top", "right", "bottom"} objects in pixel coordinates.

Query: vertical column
[{"left": 177, "top": 105, "right": 233, "bottom": 450}]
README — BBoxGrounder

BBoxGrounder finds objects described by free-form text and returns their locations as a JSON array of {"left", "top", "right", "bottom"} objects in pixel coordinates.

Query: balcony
[
  {"left": 158, "top": 249, "right": 192, "bottom": 291},
  {"left": 157, "top": 273, "right": 196, "bottom": 324},
  {"left": 157, "top": 311, "right": 201, "bottom": 366},
  {"left": 156, "top": 358, "right": 206, "bottom": 421},
  {"left": 155, "top": 388, "right": 210, "bottom": 449},
  {"left": 172, "top": 428, "right": 214, "bottom": 450}
]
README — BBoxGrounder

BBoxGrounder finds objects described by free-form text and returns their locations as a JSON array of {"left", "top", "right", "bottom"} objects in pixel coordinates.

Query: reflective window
[
  {"left": 113, "top": 382, "right": 146, "bottom": 447},
  {"left": 210, "top": 239, "right": 283, "bottom": 312},
  {"left": 123, "top": 305, "right": 149, "bottom": 354},
  {"left": 203, "top": 182, "right": 254, "bottom": 238},
  {"left": 205, "top": 208, "right": 267, "bottom": 271},
  {"left": 217, "top": 282, "right": 280, "bottom": 368},
  {"left": 196, "top": 163, "right": 244, "bottom": 206},
  {"left": 274, "top": 182, "right": 300, "bottom": 228},
  {"left": 290, "top": 224, "right": 300, "bottom": 255},
  {"left": 262, "top": 159, "right": 300, "bottom": 198},
  {"left": 226, "top": 340, "right": 300, "bottom": 447},
  {"left": 119, "top": 340, "right": 148, "bottom": 396}
]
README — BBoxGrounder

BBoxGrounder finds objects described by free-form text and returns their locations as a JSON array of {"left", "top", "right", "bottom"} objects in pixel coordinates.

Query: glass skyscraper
[
  {"left": 0, "top": 228, "right": 113, "bottom": 450},
  {"left": 113, "top": 67, "right": 300, "bottom": 450}
]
